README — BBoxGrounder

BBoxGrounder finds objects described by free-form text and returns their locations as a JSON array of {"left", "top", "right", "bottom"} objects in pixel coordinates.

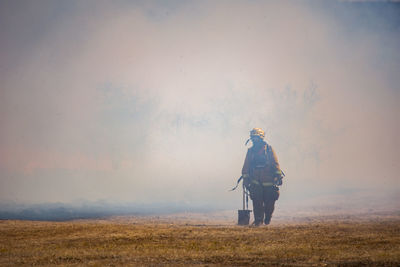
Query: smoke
[{"left": 0, "top": 0, "right": 399, "bottom": 211}]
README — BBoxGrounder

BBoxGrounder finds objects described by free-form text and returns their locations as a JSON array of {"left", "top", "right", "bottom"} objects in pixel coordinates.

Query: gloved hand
[
  {"left": 243, "top": 176, "right": 251, "bottom": 188},
  {"left": 274, "top": 177, "right": 283, "bottom": 186}
]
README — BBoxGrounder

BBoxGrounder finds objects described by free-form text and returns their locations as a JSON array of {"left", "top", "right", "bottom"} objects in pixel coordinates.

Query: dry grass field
[{"left": 1, "top": 212, "right": 399, "bottom": 266}]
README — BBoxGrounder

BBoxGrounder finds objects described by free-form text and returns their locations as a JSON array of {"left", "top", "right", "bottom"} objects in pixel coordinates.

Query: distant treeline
[{"left": 0, "top": 202, "right": 218, "bottom": 221}]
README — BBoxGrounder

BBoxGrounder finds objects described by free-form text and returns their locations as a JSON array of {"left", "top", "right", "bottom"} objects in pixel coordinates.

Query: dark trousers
[{"left": 249, "top": 185, "right": 279, "bottom": 225}]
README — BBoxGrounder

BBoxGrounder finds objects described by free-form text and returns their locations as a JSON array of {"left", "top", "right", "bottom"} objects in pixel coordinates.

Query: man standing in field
[{"left": 242, "top": 128, "right": 283, "bottom": 226}]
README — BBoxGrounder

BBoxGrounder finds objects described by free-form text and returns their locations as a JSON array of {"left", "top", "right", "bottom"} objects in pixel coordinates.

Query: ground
[{"left": 1, "top": 211, "right": 399, "bottom": 266}]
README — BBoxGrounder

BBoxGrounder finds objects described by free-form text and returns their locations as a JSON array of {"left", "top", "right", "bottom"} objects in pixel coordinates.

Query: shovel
[
  {"left": 229, "top": 176, "right": 252, "bottom": 225},
  {"left": 238, "top": 182, "right": 252, "bottom": 225}
]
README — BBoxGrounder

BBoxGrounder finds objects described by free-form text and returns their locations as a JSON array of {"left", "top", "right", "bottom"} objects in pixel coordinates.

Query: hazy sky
[{"left": 0, "top": 0, "right": 399, "bottom": 208}]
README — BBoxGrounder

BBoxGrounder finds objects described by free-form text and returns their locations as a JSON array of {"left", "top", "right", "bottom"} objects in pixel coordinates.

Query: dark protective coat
[{"left": 242, "top": 142, "right": 281, "bottom": 184}]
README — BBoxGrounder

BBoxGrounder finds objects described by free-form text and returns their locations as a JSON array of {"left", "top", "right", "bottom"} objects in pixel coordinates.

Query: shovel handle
[{"left": 242, "top": 182, "right": 245, "bottom": 210}]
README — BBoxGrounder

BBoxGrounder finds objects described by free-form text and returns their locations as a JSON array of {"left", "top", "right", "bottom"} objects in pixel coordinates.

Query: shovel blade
[{"left": 238, "top": 209, "right": 251, "bottom": 225}]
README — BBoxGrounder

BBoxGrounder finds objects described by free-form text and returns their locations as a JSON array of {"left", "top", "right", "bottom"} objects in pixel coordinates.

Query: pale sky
[{"left": 0, "top": 0, "right": 399, "bottom": 208}]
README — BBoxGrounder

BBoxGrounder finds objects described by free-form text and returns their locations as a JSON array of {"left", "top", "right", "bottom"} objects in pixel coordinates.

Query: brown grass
[{"left": 0, "top": 214, "right": 399, "bottom": 266}]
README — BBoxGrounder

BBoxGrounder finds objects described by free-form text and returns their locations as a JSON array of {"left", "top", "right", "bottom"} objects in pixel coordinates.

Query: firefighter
[{"left": 242, "top": 128, "right": 283, "bottom": 226}]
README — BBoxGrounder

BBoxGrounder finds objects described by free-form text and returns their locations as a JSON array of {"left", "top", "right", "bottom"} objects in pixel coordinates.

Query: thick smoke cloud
[{"left": 0, "top": 1, "right": 399, "bottom": 211}]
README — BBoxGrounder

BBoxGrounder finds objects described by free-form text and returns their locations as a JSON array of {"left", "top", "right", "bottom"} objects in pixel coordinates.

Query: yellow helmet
[{"left": 250, "top": 128, "right": 265, "bottom": 139}]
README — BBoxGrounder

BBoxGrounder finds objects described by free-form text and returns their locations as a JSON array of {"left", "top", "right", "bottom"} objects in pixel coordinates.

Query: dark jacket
[{"left": 242, "top": 142, "right": 281, "bottom": 186}]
